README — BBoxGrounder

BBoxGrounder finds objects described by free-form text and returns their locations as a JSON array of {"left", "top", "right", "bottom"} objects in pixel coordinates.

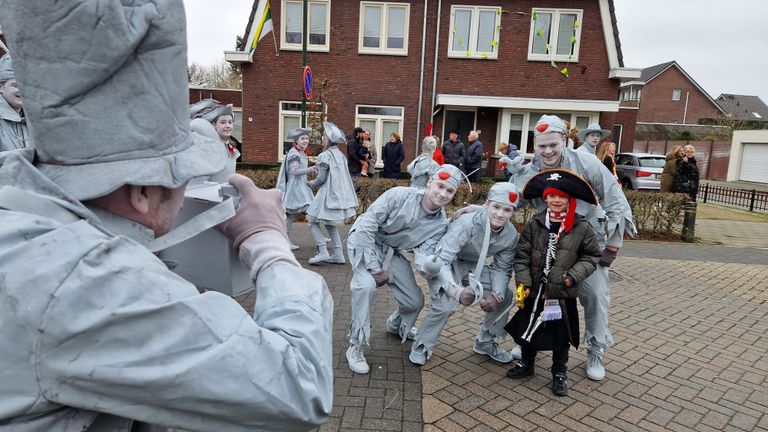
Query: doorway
[{"left": 444, "top": 110, "right": 476, "bottom": 148}]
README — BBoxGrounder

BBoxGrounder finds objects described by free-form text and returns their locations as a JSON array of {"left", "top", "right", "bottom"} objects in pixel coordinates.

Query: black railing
[{"left": 699, "top": 183, "right": 768, "bottom": 212}]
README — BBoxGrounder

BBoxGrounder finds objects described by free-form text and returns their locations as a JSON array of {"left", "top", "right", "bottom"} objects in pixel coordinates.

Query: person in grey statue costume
[
  {"left": 306, "top": 121, "right": 358, "bottom": 265},
  {"left": 345, "top": 164, "right": 464, "bottom": 374},
  {"left": 409, "top": 182, "right": 521, "bottom": 366},
  {"left": 277, "top": 127, "right": 317, "bottom": 250},
  {"left": 407, "top": 135, "right": 441, "bottom": 189},
  {"left": 0, "top": 2, "right": 334, "bottom": 431},
  {"left": 499, "top": 114, "right": 635, "bottom": 381},
  {"left": 576, "top": 122, "right": 611, "bottom": 155},
  {"left": 0, "top": 53, "right": 29, "bottom": 151}
]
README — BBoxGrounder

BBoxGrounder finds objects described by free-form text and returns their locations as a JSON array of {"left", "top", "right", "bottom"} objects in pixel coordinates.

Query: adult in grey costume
[
  {"left": 0, "top": 53, "right": 29, "bottom": 151},
  {"left": 306, "top": 121, "right": 358, "bottom": 265},
  {"left": 409, "top": 182, "right": 521, "bottom": 366},
  {"left": 345, "top": 165, "right": 464, "bottom": 374},
  {"left": 406, "top": 135, "right": 441, "bottom": 189},
  {"left": 0, "top": 2, "right": 334, "bottom": 431},
  {"left": 576, "top": 122, "right": 611, "bottom": 155},
  {"left": 277, "top": 127, "right": 317, "bottom": 249},
  {"left": 502, "top": 115, "right": 635, "bottom": 381}
]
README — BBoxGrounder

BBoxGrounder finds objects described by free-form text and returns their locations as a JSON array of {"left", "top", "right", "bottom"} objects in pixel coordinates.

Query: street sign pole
[{"left": 301, "top": 0, "right": 308, "bottom": 127}]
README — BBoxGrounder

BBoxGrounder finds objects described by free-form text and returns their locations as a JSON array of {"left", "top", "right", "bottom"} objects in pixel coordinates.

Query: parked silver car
[{"left": 615, "top": 153, "right": 666, "bottom": 190}]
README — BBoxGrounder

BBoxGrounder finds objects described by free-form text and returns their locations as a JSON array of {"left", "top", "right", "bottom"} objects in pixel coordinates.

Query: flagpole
[{"left": 272, "top": 25, "right": 279, "bottom": 56}]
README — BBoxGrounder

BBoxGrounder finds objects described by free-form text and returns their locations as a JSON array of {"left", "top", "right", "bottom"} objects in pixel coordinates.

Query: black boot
[
  {"left": 552, "top": 372, "right": 568, "bottom": 396},
  {"left": 506, "top": 361, "right": 534, "bottom": 379}
]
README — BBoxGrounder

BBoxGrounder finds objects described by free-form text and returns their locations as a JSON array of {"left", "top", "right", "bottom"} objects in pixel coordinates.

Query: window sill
[
  {"left": 527, "top": 55, "right": 579, "bottom": 63},
  {"left": 357, "top": 48, "right": 409, "bottom": 56},
  {"left": 447, "top": 52, "right": 498, "bottom": 60},
  {"left": 281, "top": 45, "right": 330, "bottom": 53}
]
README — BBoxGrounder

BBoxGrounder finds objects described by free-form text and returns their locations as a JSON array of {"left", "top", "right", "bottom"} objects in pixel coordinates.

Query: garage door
[{"left": 739, "top": 143, "right": 768, "bottom": 183}]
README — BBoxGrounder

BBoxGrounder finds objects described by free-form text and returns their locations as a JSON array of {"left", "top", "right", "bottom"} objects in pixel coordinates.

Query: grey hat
[
  {"left": 190, "top": 98, "right": 219, "bottom": 119},
  {"left": 0, "top": 54, "right": 14, "bottom": 81},
  {"left": 323, "top": 121, "right": 346, "bottom": 145},
  {"left": 487, "top": 182, "right": 520, "bottom": 207},
  {"left": 577, "top": 123, "right": 611, "bottom": 141},
  {"left": 533, "top": 115, "right": 568, "bottom": 136},
  {"left": 1, "top": 0, "right": 227, "bottom": 200},
  {"left": 201, "top": 104, "right": 234, "bottom": 123},
  {"left": 431, "top": 164, "right": 464, "bottom": 188},
  {"left": 287, "top": 127, "right": 312, "bottom": 140}
]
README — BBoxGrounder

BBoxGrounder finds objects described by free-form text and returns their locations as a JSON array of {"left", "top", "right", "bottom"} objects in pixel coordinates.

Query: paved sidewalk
[{"left": 235, "top": 223, "right": 768, "bottom": 432}]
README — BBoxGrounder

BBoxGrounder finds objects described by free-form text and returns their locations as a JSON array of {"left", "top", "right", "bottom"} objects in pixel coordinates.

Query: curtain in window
[
  {"left": 452, "top": 9, "right": 471, "bottom": 51},
  {"left": 531, "top": 11, "right": 551, "bottom": 54},
  {"left": 476, "top": 10, "right": 496, "bottom": 52},
  {"left": 363, "top": 5, "right": 381, "bottom": 48},
  {"left": 387, "top": 7, "right": 406, "bottom": 49},
  {"left": 285, "top": 2, "right": 302, "bottom": 44},
  {"left": 556, "top": 13, "right": 577, "bottom": 55},
  {"left": 309, "top": 3, "right": 327, "bottom": 45}
]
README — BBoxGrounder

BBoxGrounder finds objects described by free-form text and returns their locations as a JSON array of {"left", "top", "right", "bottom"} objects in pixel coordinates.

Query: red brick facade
[
  {"left": 189, "top": 86, "right": 242, "bottom": 108},
  {"left": 236, "top": 0, "right": 632, "bottom": 163},
  {"left": 636, "top": 65, "right": 721, "bottom": 124}
]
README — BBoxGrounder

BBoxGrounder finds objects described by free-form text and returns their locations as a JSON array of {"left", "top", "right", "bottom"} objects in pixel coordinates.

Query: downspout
[
  {"left": 430, "top": 0, "right": 442, "bottom": 133},
  {"left": 415, "top": 0, "right": 428, "bottom": 158},
  {"left": 683, "top": 91, "right": 690, "bottom": 124}
]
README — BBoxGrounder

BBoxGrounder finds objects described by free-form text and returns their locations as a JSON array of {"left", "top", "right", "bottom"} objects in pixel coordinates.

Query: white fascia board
[
  {"left": 599, "top": 0, "right": 619, "bottom": 71},
  {"left": 436, "top": 94, "right": 620, "bottom": 112},
  {"left": 609, "top": 68, "right": 642, "bottom": 79},
  {"left": 619, "top": 80, "right": 644, "bottom": 87},
  {"left": 224, "top": 50, "right": 252, "bottom": 65}
]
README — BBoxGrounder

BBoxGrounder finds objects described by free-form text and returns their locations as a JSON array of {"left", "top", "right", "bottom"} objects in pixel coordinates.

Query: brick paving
[{"left": 234, "top": 222, "right": 768, "bottom": 432}]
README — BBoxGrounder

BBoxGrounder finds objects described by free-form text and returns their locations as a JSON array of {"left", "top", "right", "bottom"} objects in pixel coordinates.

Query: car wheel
[{"left": 621, "top": 178, "right": 633, "bottom": 190}]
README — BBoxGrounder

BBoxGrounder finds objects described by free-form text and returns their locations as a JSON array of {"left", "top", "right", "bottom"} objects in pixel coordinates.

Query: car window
[
  {"left": 638, "top": 157, "right": 665, "bottom": 168},
  {"left": 615, "top": 155, "right": 633, "bottom": 166}
]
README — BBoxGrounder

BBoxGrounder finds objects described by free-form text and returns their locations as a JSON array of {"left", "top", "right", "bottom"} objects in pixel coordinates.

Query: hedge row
[{"left": 238, "top": 169, "right": 690, "bottom": 239}]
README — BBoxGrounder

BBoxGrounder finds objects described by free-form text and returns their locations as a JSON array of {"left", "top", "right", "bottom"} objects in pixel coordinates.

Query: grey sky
[{"left": 183, "top": 0, "right": 768, "bottom": 102}]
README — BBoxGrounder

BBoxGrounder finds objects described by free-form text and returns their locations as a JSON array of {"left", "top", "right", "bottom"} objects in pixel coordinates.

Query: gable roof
[
  {"left": 716, "top": 94, "right": 768, "bottom": 121},
  {"left": 639, "top": 61, "right": 725, "bottom": 115}
]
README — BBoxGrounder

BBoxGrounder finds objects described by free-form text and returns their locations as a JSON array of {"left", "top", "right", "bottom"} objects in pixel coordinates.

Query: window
[
  {"left": 527, "top": 8, "right": 582, "bottom": 62},
  {"left": 753, "top": 112, "right": 763, "bottom": 119},
  {"left": 359, "top": 2, "right": 409, "bottom": 55},
  {"left": 672, "top": 88, "right": 681, "bottom": 101},
  {"left": 278, "top": 101, "right": 325, "bottom": 159},
  {"left": 448, "top": 5, "right": 501, "bottom": 59},
  {"left": 500, "top": 111, "right": 597, "bottom": 154},
  {"left": 281, "top": 0, "right": 330, "bottom": 52},
  {"left": 356, "top": 105, "right": 404, "bottom": 168}
]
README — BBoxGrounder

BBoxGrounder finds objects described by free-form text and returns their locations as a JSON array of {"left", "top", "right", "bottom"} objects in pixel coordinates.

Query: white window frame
[
  {"left": 447, "top": 5, "right": 502, "bottom": 60},
  {"left": 280, "top": 0, "right": 331, "bottom": 52},
  {"left": 496, "top": 109, "right": 598, "bottom": 156},
  {"left": 527, "top": 8, "right": 583, "bottom": 62},
  {"left": 277, "top": 101, "right": 326, "bottom": 161},
  {"left": 358, "top": 2, "right": 410, "bottom": 55},
  {"left": 355, "top": 105, "right": 405, "bottom": 168},
  {"left": 672, "top": 88, "right": 681, "bottom": 101}
]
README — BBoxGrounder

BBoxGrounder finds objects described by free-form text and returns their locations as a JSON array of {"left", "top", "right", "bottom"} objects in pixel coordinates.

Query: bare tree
[
  {"left": 187, "top": 61, "right": 242, "bottom": 89},
  {"left": 306, "top": 77, "right": 339, "bottom": 153}
]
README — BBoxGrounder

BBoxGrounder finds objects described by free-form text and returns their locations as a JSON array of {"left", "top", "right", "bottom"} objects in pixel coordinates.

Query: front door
[{"left": 444, "top": 110, "right": 476, "bottom": 149}]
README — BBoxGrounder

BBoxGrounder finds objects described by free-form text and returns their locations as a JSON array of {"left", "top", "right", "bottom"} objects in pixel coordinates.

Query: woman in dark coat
[
  {"left": 674, "top": 144, "right": 700, "bottom": 200},
  {"left": 382, "top": 132, "right": 405, "bottom": 179},
  {"left": 660, "top": 146, "right": 683, "bottom": 193}
]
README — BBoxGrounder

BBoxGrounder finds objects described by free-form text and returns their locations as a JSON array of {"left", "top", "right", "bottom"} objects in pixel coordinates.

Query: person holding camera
[
  {"left": 345, "top": 164, "right": 464, "bottom": 374},
  {"left": 0, "top": 2, "right": 333, "bottom": 431}
]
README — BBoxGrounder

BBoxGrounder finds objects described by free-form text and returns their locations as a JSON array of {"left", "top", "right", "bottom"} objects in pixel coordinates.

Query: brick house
[
  {"left": 226, "top": 0, "right": 640, "bottom": 164},
  {"left": 619, "top": 61, "right": 725, "bottom": 125}
]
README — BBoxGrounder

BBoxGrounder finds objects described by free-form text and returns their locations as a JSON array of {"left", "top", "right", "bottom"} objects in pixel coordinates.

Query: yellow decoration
[
  {"left": 532, "top": 11, "right": 538, "bottom": 20},
  {"left": 466, "top": 50, "right": 471, "bottom": 56},
  {"left": 491, "top": 39, "right": 498, "bottom": 47},
  {"left": 574, "top": 20, "right": 579, "bottom": 28},
  {"left": 516, "top": 284, "right": 527, "bottom": 309},
  {"left": 458, "top": 37, "right": 464, "bottom": 46},
  {"left": 496, "top": 8, "right": 501, "bottom": 15},
  {"left": 560, "top": 67, "right": 569, "bottom": 77},
  {"left": 570, "top": 36, "right": 577, "bottom": 44},
  {"left": 453, "top": 24, "right": 458, "bottom": 33},
  {"left": 481, "top": 53, "right": 488, "bottom": 59},
  {"left": 536, "top": 29, "right": 543, "bottom": 37}
]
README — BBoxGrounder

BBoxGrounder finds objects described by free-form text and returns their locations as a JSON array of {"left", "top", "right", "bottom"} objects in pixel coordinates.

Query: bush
[{"left": 237, "top": 169, "right": 690, "bottom": 240}]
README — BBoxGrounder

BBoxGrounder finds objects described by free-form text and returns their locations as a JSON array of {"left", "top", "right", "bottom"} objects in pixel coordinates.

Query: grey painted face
[
  {"left": 0, "top": 79, "right": 22, "bottom": 111},
  {"left": 586, "top": 132, "right": 601, "bottom": 147},
  {"left": 534, "top": 133, "right": 565, "bottom": 168}
]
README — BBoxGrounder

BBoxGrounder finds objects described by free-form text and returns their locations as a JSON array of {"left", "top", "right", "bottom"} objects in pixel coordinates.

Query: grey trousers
[
  {"left": 581, "top": 216, "right": 613, "bottom": 352},
  {"left": 412, "top": 261, "right": 513, "bottom": 359},
  {"left": 348, "top": 243, "right": 425, "bottom": 348}
]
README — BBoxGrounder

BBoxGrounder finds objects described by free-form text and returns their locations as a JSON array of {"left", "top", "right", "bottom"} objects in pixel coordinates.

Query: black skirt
[{"left": 505, "top": 294, "right": 580, "bottom": 351}]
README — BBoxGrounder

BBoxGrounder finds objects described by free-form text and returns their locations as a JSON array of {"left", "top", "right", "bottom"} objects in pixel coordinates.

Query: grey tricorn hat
[
  {"left": 1, "top": 0, "right": 226, "bottom": 201},
  {"left": 201, "top": 104, "right": 234, "bottom": 123},
  {"left": 287, "top": 127, "right": 312, "bottom": 140},
  {"left": 190, "top": 98, "right": 219, "bottom": 119},
  {"left": 578, "top": 122, "right": 611, "bottom": 141},
  {"left": 0, "top": 54, "right": 14, "bottom": 81},
  {"left": 323, "top": 121, "right": 346, "bottom": 145}
]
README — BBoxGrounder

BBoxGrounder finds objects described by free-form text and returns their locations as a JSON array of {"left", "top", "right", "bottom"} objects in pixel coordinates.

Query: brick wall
[
  {"left": 637, "top": 66, "right": 721, "bottom": 124},
  {"left": 599, "top": 107, "right": 638, "bottom": 153}
]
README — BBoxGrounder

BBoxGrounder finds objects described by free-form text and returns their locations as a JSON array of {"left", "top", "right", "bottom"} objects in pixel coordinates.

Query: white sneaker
[
  {"left": 409, "top": 347, "right": 427, "bottom": 366},
  {"left": 586, "top": 350, "right": 605, "bottom": 381},
  {"left": 346, "top": 345, "right": 370, "bottom": 374},
  {"left": 510, "top": 345, "right": 522, "bottom": 360},
  {"left": 386, "top": 318, "right": 417, "bottom": 340},
  {"left": 473, "top": 341, "right": 514, "bottom": 363},
  {"left": 290, "top": 242, "right": 300, "bottom": 251},
  {"left": 308, "top": 249, "right": 330, "bottom": 265}
]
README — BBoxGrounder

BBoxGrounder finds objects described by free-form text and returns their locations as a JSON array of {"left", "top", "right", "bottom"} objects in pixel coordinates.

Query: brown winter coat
[
  {"left": 514, "top": 212, "right": 601, "bottom": 299},
  {"left": 660, "top": 154, "right": 679, "bottom": 193}
]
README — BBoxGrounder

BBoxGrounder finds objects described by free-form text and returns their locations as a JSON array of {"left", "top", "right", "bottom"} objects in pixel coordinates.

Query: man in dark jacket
[
  {"left": 442, "top": 129, "right": 465, "bottom": 170},
  {"left": 464, "top": 130, "right": 484, "bottom": 183},
  {"left": 347, "top": 126, "right": 364, "bottom": 176}
]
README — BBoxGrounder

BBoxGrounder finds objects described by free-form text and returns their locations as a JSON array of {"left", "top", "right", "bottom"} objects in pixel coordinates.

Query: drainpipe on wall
[
  {"left": 415, "top": 0, "right": 429, "bottom": 158},
  {"left": 430, "top": 0, "right": 442, "bottom": 135},
  {"left": 683, "top": 91, "right": 690, "bottom": 124}
]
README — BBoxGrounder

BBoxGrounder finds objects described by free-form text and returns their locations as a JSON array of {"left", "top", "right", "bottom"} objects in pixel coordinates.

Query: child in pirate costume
[
  {"left": 407, "top": 136, "right": 441, "bottom": 189},
  {"left": 409, "top": 182, "right": 520, "bottom": 366},
  {"left": 505, "top": 169, "right": 601, "bottom": 396},
  {"left": 306, "top": 121, "right": 359, "bottom": 265},
  {"left": 277, "top": 127, "right": 318, "bottom": 250}
]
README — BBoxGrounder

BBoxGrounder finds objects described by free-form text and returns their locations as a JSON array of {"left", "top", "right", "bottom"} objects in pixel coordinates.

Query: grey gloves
[
  {"left": 599, "top": 248, "right": 618, "bottom": 267},
  {"left": 218, "top": 174, "right": 287, "bottom": 249},
  {"left": 499, "top": 155, "right": 525, "bottom": 175},
  {"left": 371, "top": 269, "right": 389, "bottom": 287}
]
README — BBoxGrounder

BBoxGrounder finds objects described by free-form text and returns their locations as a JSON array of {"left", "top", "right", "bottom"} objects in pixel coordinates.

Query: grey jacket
[{"left": 0, "top": 95, "right": 29, "bottom": 151}]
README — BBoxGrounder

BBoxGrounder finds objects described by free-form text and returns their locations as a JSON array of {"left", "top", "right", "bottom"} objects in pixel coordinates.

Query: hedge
[{"left": 238, "top": 169, "right": 690, "bottom": 239}]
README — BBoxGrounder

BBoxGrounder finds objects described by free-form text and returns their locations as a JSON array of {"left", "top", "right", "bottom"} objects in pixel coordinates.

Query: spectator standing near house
[
  {"left": 465, "top": 130, "right": 484, "bottom": 183},
  {"left": 674, "top": 144, "right": 700, "bottom": 200},
  {"left": 0, "top": 53, "right": 29, "bottom": 151},
  {"left": 306, "top": 122, "right": 359, "bottom": 265},
  {"left": 442, "top": 129, "right": 465, "bottom": 170},
  {"left": 499, "top": 142, "right": 520, "bottom": 180},
  {"left": 382, "top": 132, "right": 405, "bottom": 179},
  {"left": 577, "top": 123, "right": 611, "bottom": 155},
  {"left": 407, "top": 136, "right": 441, "bottom": 189},
  {"left": 0, "top": 1, "right": 333, "bottom": 430},
  {"left": 277, "top": 127, "right": 318, "bottom": 250},
  {"left": 596, "top": 141, "right": 618, "bottom": 181},
  {"left": 660, "top": 145, "right": 683, "bottom": 193},
  {"left": 347, "top": 126, "right": 364, "bottom": 177},
  {"left": 358, "top": 138, "right": 372, "bottom": 177},
  {"left": 365, "top": 129, "right": 377, "bottom": 177},
  {"left": 432, "top": 135, "right": 445, "bottom": 165},
  {"left": 344, "top": 165, "right": 464, "bottom": 374}
]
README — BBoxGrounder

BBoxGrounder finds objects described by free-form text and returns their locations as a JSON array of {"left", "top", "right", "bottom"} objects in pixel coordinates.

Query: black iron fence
[{"left": 699, "top": 183, "right": 768, "bottom": 212}]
